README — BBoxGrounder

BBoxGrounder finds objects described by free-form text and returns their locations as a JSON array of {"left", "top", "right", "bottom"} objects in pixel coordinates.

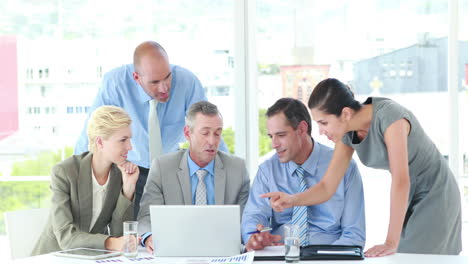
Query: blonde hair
[{"left": 87, "top": 105, "right": 132, "bottom": 153}]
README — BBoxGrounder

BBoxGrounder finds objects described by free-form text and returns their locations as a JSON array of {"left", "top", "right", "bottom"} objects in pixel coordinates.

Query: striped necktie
[
  {"left": 195, "top": 169, "right": 208, "bottom": 205},
  {"left": 291, "top": 166, "right": 309, "bottom": 246}
]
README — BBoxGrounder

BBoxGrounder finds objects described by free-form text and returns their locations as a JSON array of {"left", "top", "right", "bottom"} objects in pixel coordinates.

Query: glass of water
[
  {"left": 123, "top": 221, "right": 138, "bottom": 258},
  {"left": 284, "top": 224, "right": 300, "bottom": 263}
]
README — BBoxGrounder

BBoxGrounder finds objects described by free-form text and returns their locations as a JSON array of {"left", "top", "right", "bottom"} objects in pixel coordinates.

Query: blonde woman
[{"left": 32, "top": 106, "right": 139, "bottom": 255}]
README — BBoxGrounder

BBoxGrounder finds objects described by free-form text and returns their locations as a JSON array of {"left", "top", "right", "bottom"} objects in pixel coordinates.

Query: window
[
  {"left": 0, "top": 2, "right": 238, "bottom": 262},
  {"left": 40, "top": 86, "right": 46, "bottom": 97}
]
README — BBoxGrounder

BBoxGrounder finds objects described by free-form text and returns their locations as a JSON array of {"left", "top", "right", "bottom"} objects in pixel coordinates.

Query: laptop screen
[{"left": 150, "top": 205, "right": 241, "bottom": 257}]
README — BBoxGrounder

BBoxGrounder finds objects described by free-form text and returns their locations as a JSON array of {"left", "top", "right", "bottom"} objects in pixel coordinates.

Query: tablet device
[{"left": 53, "top": 248, "right": 121, "bottom": 260}]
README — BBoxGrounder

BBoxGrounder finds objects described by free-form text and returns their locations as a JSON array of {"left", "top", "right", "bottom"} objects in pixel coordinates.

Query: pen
[{"left": 247, "top": 227, "right": 272, "bottom": 235}]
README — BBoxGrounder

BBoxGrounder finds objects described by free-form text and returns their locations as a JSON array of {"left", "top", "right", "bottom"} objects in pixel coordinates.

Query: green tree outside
[
  {"left": 222, "top": 127, "right": 235, "bottom": 154},
  {"left": 178, "top": 127, "right": 235, "bottom": 154},
  {"left": 259, "top": 108, "right": 272, "bottom": 156},
  {"left": 11, "top": 147, "right": 74, "bottom": 176},
  {"left": 0, "top": 147, "right": 73, "bottom": 234},
  {"left": 0, "top": 182, "right": 51, "bottom": 234},
  {"left": 177, "top": 109, "right": 272, "bottom": 157}
]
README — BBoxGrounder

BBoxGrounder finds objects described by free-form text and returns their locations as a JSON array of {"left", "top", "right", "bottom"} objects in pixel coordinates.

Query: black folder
[{"left": 254, "top": 245, "right": 364, "bottom": 261}]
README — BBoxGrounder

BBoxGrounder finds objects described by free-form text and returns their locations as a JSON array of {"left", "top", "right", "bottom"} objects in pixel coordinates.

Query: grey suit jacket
[
  {"left": 31, "top": 152, "right": 134, "bottom": 256},
  {"left": 137, "top": 150, "right": 250, "bottom": 235}
]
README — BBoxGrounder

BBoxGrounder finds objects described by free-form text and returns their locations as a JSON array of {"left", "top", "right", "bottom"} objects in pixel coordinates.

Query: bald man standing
[{"left": 75, "top": 41, "right": 227, "bottom": 216}]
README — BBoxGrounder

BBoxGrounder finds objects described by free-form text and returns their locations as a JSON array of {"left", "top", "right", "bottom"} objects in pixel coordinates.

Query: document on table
[
  {"left": 253, "top": 245, "right": 284, "bottom": 257},
  {"left": 94, "top": 251, "right": 255, "bottom": 264},
  {"left": 209, "top": 251, "right": 254, "bottom": 264}
]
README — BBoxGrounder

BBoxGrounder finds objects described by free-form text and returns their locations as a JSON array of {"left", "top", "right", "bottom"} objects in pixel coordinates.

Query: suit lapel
[
  {"left": 214, "top": 153, "right": 226, "bottom": 205},
  {"left": 177, "top": 150, "right": 192, "bottom": 205},
  {"left": 77, "top": 153, "right": 93, "bottom": 232},
  {"left": 90, "top": 164, "right": 122, "bottom": 233}
]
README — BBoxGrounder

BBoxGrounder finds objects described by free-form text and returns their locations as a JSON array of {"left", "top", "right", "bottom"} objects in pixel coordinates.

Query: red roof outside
[{"left": 0, "top": 36, "right": 19, "bottom": 140}]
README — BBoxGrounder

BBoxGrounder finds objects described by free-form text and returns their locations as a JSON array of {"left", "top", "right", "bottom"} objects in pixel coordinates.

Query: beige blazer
[
  {"left": 137, "top": 150, "right": 250, "bottom": 235},
  {"left": 31, "top": 152, "right": 134, "bottom": 256}
]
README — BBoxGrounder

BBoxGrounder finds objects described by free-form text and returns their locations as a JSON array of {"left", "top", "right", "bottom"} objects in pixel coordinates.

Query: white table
[{"left": 9, "top": 251, "right": 468, "bottom": 264}]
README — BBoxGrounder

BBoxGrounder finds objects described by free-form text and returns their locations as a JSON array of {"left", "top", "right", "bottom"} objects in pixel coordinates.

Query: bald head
[
  {"left": 133, "top": 41, "right": 168, "bottom": 73},
  {"left": 132, "top": 41, "right": 172, "bottom": 102}
]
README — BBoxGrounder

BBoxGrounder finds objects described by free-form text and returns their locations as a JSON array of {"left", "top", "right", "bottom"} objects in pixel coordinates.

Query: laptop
[{"left": 150, "top": 205, "right": 241, "bottom": 257}]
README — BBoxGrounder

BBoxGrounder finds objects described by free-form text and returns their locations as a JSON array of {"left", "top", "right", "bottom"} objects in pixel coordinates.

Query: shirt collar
[
  {"left": 187, "top": 151, "right": 215, "bottom": 177},
  {"left": 287, "top": 138, "right": 321, "bottom": 178}
]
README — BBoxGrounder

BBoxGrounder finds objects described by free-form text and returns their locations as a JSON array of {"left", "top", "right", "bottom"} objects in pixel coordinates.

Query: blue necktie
[{"left": 291, "top": 167, "right": 309, "bottom": 246}]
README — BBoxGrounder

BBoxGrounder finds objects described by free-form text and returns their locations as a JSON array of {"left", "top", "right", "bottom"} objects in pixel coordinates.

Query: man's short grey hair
[{"left": 185, "top": 101, "right": 222, "bottom": 128}]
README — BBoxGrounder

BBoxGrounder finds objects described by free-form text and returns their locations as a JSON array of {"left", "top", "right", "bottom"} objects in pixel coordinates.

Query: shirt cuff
[{"left": 141, "top": 232, "right": 152, "bottom": 247}]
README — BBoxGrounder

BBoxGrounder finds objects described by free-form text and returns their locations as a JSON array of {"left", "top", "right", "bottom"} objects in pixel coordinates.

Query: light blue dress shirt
[
  {"left": 74, "top": 64, "right": 227, "bottom": 168},
  {"left": 241, "top": 140, "right": 366, "bottom": 247},
  {"left": 187, "top": 151, "right": 215, "bottom": 205}
]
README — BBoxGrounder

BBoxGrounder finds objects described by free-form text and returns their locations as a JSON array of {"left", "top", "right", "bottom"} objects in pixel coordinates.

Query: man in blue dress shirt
[
  {"left": 242, "top": 98, "right": 365, "bottom": 251},
  {"left": 74, "top": 41, "right": 227, "bottom": 216}
]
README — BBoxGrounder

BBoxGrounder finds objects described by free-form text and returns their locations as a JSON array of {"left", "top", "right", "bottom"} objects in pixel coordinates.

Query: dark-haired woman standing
[{"left": 263, "top": 78, "right": 461, "bottom": 257}]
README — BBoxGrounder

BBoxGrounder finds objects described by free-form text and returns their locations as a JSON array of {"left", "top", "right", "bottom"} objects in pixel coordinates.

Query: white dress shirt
[{"left": 90, "top": 169, "right": 110, "bottom": 231}]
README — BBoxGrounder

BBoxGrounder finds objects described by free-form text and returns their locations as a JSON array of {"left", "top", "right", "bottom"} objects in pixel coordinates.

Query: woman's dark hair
[
  {"left": 266, "top": 98, "right": 312, "bottom": 135},
  {"left": 308, "top": 78, "right": 361, "bottom": 116}
]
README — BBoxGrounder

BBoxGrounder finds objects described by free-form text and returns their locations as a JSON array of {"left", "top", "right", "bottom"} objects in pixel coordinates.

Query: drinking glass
[
  {"left": 123, "top": 221, "right": 138, "bottom": 258},
  {"left": 284, "top": 224, "right": 300, "bottom": 263}
]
